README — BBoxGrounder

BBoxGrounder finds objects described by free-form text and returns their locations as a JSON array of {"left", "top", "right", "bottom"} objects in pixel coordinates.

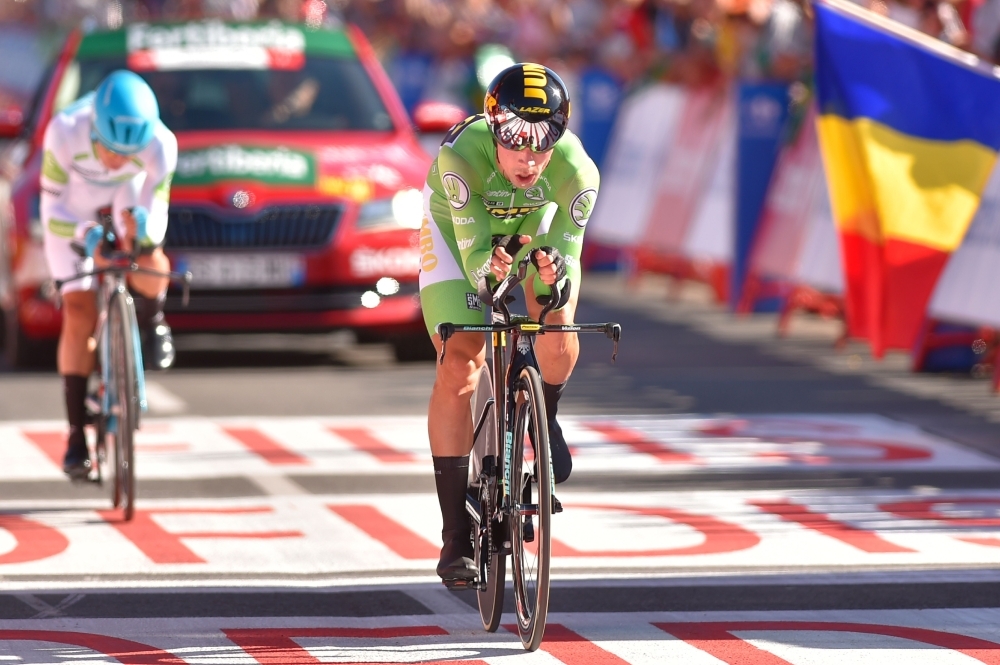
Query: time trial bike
[
  {"left": 438, "top": 251, "right": 621, "bottom": 651},
  {"left": 54, "top": 213, "right": 191, "bottom": 520}
]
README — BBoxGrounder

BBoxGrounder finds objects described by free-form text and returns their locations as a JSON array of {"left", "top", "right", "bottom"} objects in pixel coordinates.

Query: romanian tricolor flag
[{"left": 815, "top": 0, "right": 1000, "bottom": 356}]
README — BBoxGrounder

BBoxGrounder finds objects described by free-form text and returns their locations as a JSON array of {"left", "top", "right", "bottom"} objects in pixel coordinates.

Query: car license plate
[{"left": 178, "top": 254, "right": 305, "bottom": 289}]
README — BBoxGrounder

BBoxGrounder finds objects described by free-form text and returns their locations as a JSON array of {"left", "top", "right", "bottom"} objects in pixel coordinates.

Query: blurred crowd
[{"left": 1, "top": 0, "right": 998, "bottom": 159}]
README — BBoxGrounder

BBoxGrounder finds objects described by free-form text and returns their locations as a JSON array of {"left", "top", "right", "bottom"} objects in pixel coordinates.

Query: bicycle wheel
[
  {"left": 469, "top": 365, "right": 505, "bottom": 631},
  {"left": 108, "top": 289, "right": 138, "bottom": 521},
  {"left": 510, "top": 365, "right": 551, "bottom": 651},
  {"left": 94, "top": 411, "right": 111, "bottom": 496}
]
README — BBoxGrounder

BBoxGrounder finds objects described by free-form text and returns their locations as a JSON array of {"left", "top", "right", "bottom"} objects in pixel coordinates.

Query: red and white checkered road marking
[
  {"left": 4, "top": 414, "right": 996, "bottom": 480},
  {"left": 4, "top": 609, "right": 1000, "bottom": 664}
]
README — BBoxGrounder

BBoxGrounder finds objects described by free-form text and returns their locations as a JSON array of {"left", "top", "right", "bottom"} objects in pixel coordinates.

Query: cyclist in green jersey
[{"left": 419, "top": 63, "right": 600, "bottom": 583}]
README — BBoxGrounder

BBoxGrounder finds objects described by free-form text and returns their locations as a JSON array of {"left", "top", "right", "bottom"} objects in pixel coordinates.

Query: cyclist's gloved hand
[
  {"left": 491, "top": 234, "right": 528, "bottom": 257},
  {"left": 130, "top": 206, "right": 151, "bottom": 248},
  {"left": 530, "top": 246, "right": 567, "bottom": 284},
  {"left": 530, "top": 247, "right": 570, "bottom": 307},
  {"left": 83, "top": 223, "right": 104, "bottom": 259},
  {"left": 489, "top": 234, "right": 530, "bottom": 281}
]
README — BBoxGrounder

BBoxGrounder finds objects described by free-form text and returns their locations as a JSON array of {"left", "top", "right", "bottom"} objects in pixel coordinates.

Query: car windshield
[{"left": 70, "top": 57, "right": 395, "bottom": 133}]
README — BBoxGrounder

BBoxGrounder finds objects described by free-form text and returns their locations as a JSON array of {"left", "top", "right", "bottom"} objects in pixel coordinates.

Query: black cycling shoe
[
  {"left": 436, "top": 530, "right": 477, "bottom": 583},
  {"left": 62, "top": 437, "right": 91, "bottom": 481},
  {"left": 549, "top": 417, "right": 573, "bottom": 484},
  {"left": 143, "top": 314, "right": 175, "bottom": 370}
]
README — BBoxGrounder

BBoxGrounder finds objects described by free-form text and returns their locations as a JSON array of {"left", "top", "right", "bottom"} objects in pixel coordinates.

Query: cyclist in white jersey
[{"left": 40, "top": 70, "right": 178, "bottom": 479}]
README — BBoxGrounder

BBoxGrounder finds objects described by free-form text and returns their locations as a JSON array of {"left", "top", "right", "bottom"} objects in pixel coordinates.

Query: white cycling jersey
[{"left": 40, "top": 93, "right": 177, "bottom": 292}]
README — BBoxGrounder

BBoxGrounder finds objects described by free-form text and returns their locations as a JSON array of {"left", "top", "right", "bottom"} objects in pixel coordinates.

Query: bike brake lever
[
  {"left": 437, "top": 323, "right": 455, "bottom": 365},
  {"left": 182, "top": 271, "right": 193, "bottom": 308},
  {"left": 41, "top": 281, "right": 61, "bottom": 307},
  {"left": 606, "top": 323, "right": 621, "bottom": 362}
]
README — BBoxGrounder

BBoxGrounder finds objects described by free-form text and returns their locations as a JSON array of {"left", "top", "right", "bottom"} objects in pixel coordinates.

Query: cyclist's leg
[
  {"left": 44, "top": 229, "right": 97, "bottom": 477},
  {"left": 510, "top": 207, "right": 580, "bottom": 484},
  {"left": 524, "top": 277, "right": 579, "bottom": 485},
  {"left": 419, "top": 212, "right": 486, "bottom": 581},
  {"left": 112, "top": 183, "right": 173, "bottom": 369}
]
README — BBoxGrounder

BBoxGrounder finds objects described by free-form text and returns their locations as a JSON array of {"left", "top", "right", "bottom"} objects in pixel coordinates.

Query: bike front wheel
[
  {"left": 510, "top": 365, "right": 551, "bottom": 651},
  {"left": 108, "top": 289, "right": 138, "bottom": 521},
  {"left": 469, "top": 364, "right": 505, "bottom": 631}
]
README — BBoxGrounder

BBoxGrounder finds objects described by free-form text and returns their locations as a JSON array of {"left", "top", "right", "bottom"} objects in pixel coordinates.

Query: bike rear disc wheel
[
  {"left": 109, "top": 290, "right": 138, "bottom": 521},
  {"left": 470, "top": 365, "right": 505, "bottom": 631},
  {"left": 511, "top": 365, "right": 551, "bottom": 651}
]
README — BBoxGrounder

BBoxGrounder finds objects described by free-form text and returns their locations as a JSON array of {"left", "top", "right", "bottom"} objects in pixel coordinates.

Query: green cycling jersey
[{"left": 425, "top": 115, "right": 600, "bottom": 297}]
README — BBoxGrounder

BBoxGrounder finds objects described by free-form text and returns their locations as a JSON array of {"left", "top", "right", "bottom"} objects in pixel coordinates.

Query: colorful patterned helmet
[{"left": 484, "top": 63, "right": 570, "bottom": 153}]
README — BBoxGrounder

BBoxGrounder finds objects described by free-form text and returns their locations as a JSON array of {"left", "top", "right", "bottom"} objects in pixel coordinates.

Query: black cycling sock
[
  {"left": 543, "top": 381, "right": 573, "bottom": 484},
  {"left": 543, "top": 381, "right": 566, "bottom": 422},
  {"left": 63, "top": 374, "right": 88, "bottom": 452},
  {"left": 433, "top": 455, "right": 471, "bottom": 545},
  {"left": 133, "top": 292, "right": 165, "bottom": 330}
]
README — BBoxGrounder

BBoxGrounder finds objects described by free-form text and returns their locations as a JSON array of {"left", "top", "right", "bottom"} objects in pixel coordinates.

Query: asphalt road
[{"left": 3, "top": 274, "right": 1000, "bottom": 663}]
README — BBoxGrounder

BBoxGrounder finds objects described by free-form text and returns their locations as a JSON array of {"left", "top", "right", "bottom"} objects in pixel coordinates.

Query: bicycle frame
[
  {"left": 94, "top": 269, "right": 148, "bottom": 427},
  {"left": 53, "top": 227, "right": 193, "bottom": 433},
  {"left": 439, "top": 255, "right": 621, "bottom": 552}
]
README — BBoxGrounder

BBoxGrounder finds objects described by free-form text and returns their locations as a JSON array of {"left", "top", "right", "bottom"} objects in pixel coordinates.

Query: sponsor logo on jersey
[
  {"left": 418, "top": 217, "right": 438, "bottom": 272},
  {"left": 442, "top": 172, "right": 470, "bottom": 210},
  {"left": 484, "top": 190, "right": 510, "bottom": 197},
  {"left": 524, "top": 186, "right": 545, "bottom": 201},
  {"left": 487, "top": 204, "right": 546, "bottom": 219},
  {"left": 563, "top": 232, "right": 583, "bottom": 243},
  {"left": 466, "top": 293, "right": 482, "bottom": 311},
  {"left": 453, "top": 216, "right": 476, "bottom": 225},
  {"left": 457, "top": 236, "right": 476, "bottom": 250},
  {"left": 570, "top": 188, "right": 597, "bottom": 228},
  {"left": 472, "top": 262, "right": 491, "bottom": 281}
]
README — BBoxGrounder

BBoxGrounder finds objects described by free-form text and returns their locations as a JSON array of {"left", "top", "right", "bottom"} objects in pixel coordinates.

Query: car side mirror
[
  {"left": 412, "top": 101, "right": 468, "bottom": 134},
  {"left": 0, "top": 102, "right": 24, "bottom": 139}
]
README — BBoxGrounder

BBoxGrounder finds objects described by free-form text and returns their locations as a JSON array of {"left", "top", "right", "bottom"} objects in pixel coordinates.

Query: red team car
[{"left": 0, "top": 19, "right": 447, "bottom": 366}]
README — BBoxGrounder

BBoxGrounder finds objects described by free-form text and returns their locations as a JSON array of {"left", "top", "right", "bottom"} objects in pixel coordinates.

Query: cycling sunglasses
[{"left": 494, "top": 116, "right": 561, "bottom": 153}]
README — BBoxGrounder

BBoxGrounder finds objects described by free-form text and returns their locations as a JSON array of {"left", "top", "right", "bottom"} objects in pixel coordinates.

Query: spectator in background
[
  {"left": 257, "top": 0, "right": 302, "bottom": 21},
  {"left": 974, "top": 0, "right": 1000, "bottom": 59}
]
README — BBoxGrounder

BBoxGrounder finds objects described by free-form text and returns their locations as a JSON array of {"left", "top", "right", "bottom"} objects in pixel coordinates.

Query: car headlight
[{"left": 355, "top": 188, "right": 423, "bottom": 231}]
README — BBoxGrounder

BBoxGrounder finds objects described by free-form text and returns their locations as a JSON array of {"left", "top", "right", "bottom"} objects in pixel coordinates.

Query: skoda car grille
[{"left": 166, "top": 205, "right": 342, "bottom": 249}]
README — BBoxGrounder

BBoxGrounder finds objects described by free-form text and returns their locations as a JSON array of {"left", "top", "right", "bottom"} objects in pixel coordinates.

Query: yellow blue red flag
[{"left": 815, "top": 0, "right": 1000, "bottom": 355}]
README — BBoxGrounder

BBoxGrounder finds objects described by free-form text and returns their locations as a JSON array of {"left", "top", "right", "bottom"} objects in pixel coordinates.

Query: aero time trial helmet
[
  {"left": 484, "top": 63, "right": 570, "bottom": 153},
  {"left": 92, "top": 70, "right": 159, "bottom": 155}
]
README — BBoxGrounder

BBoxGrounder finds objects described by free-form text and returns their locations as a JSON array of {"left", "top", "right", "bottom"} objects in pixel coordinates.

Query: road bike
[
  {"left": 54, "top": 215, "right": 191, "bottom": 521},
  {"left": 438, "top": 254, "right": 621, "bottom": 651}
]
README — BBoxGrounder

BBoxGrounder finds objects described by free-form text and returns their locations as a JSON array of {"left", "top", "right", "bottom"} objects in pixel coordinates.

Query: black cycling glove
[
  {"left": 491, "top": 234, "right": 528, "bottom": 257},
  {"left": 530, "top": 247, "right": 570, "bottom": 308}
]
